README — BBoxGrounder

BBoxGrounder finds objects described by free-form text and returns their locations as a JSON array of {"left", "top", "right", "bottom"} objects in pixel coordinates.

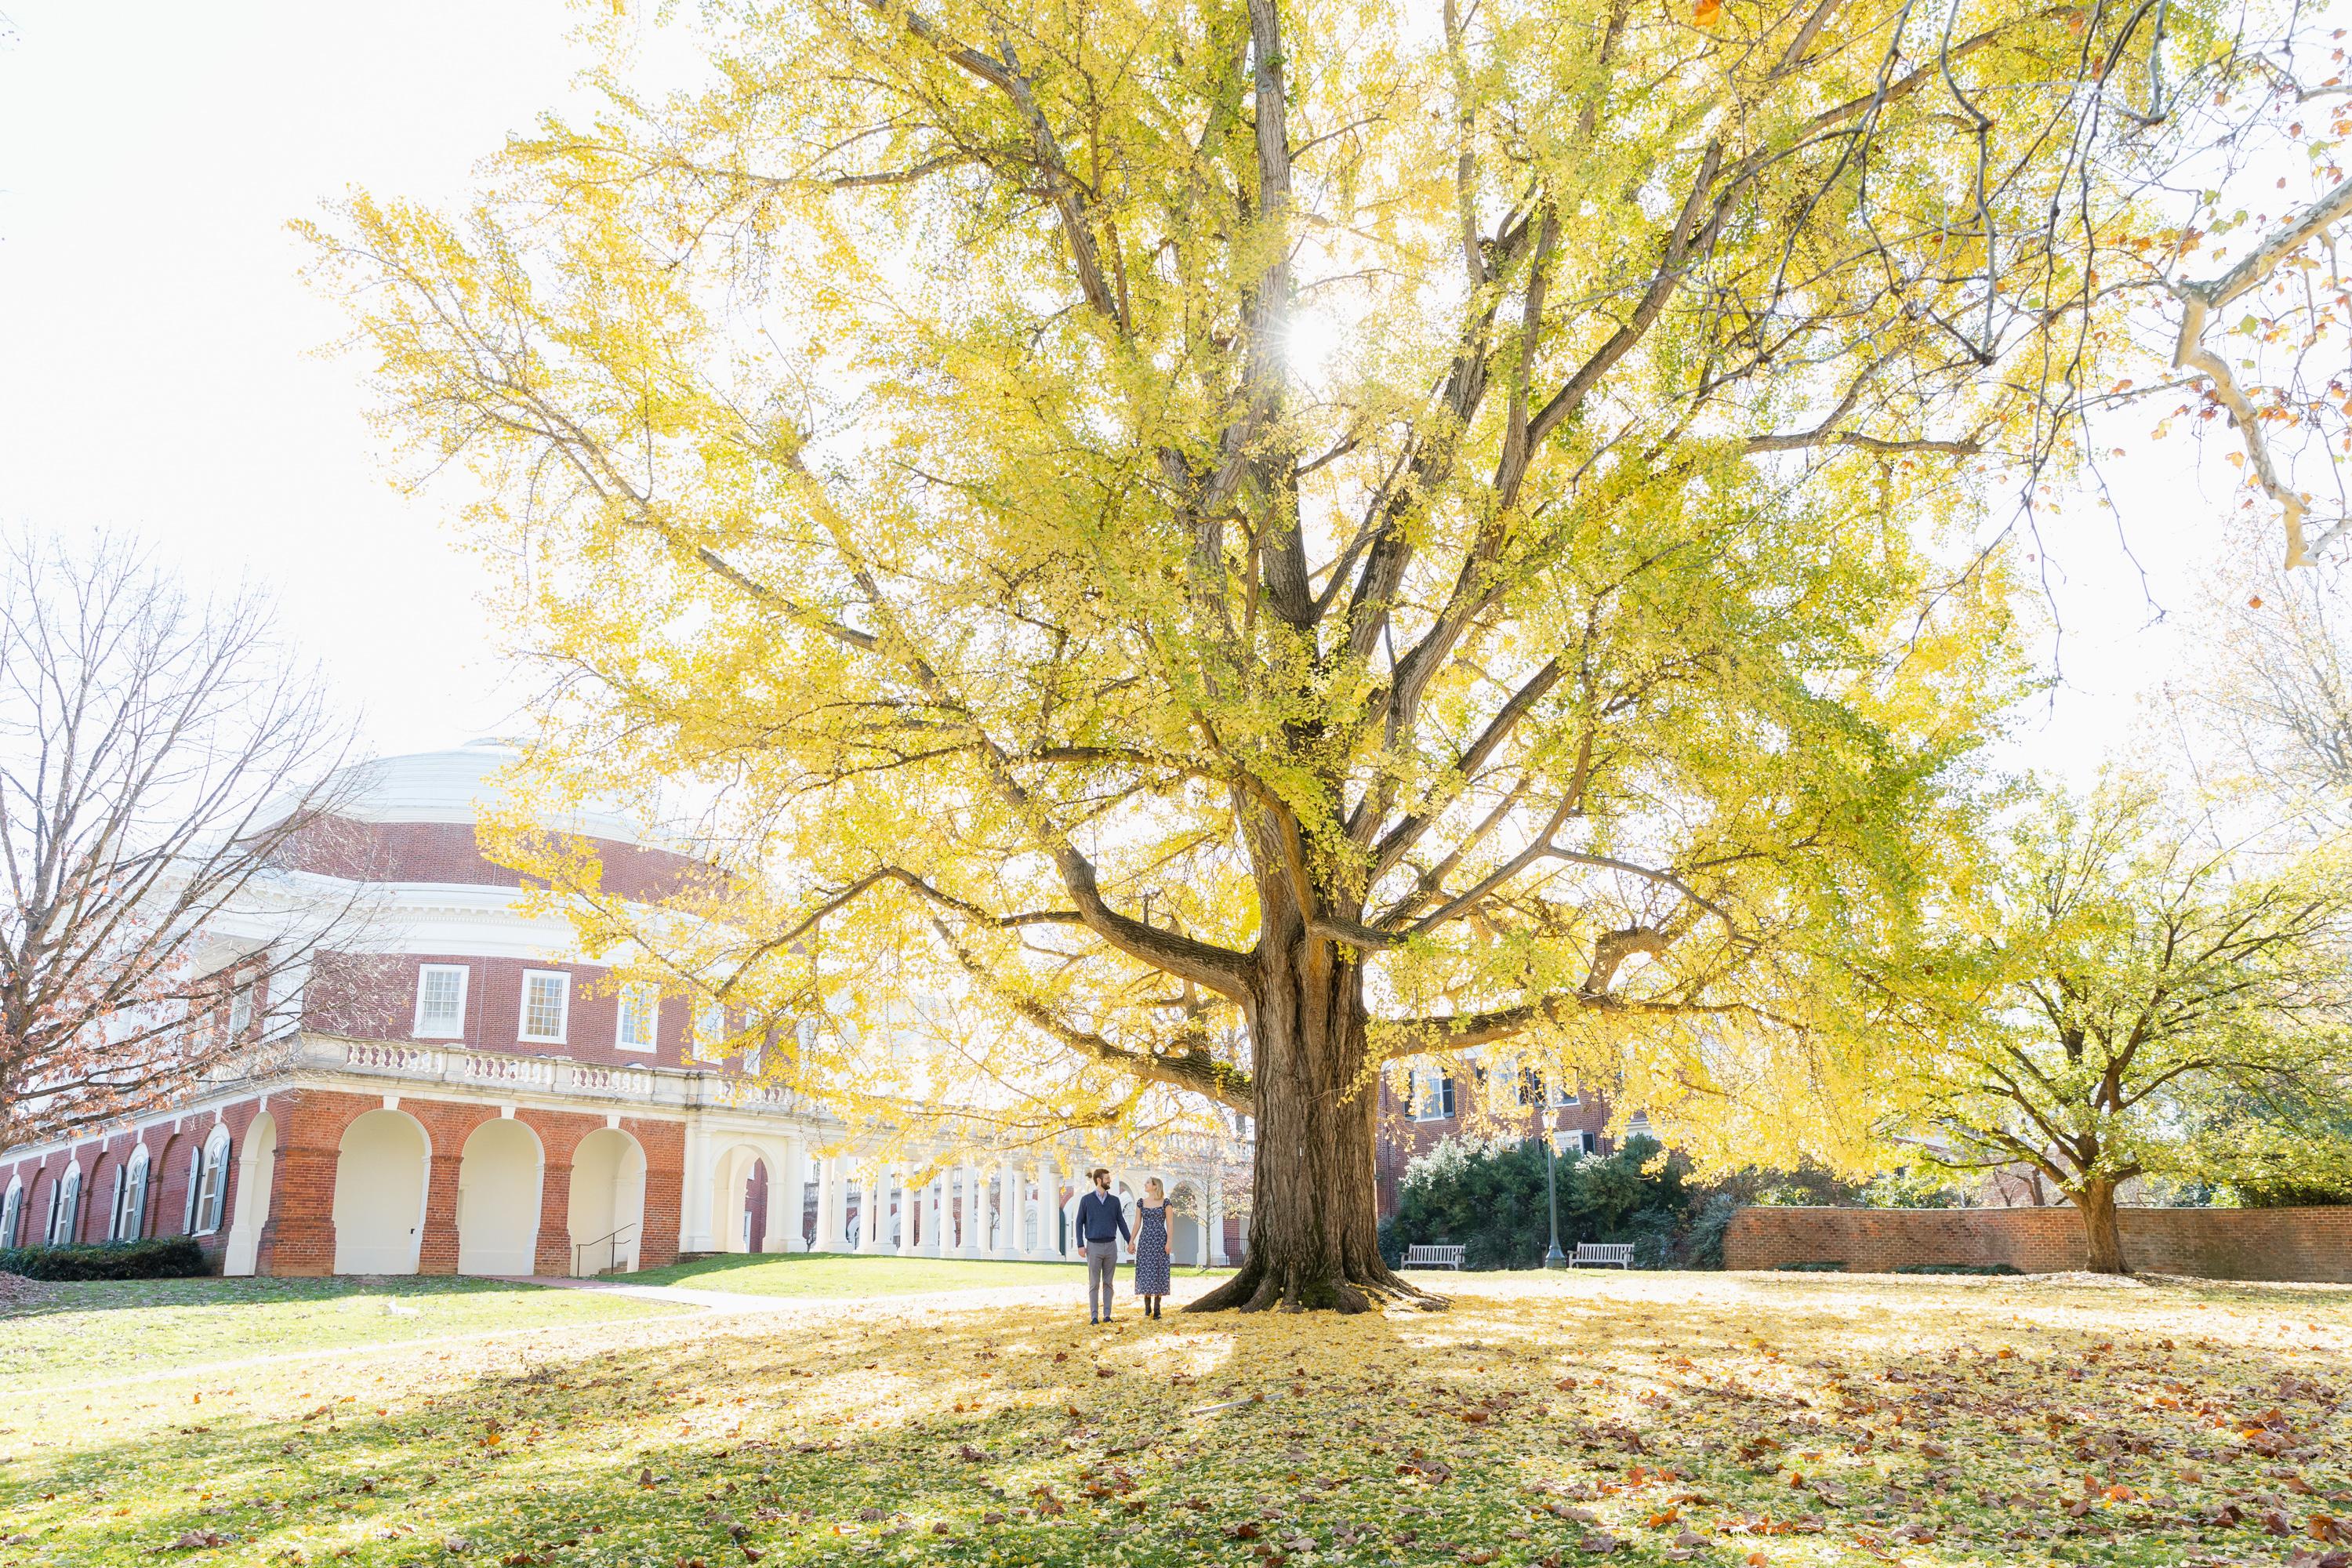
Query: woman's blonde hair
[{"left": 1145, "top": 1177, "right": 1165, "bottom": 1198}]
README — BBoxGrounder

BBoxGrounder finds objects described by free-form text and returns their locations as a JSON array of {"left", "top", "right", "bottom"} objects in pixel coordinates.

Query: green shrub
[
  {"left": 1892, "top": 1262, "right": 2020, "bottom": 1276},
  {"left": 1775, "top": 1260, "right": 1846, "bottom": 1272},
  {"left": 0, "top": 1236, "right": 210, "bottom": 1280},
  {"left": 2225, "top": 1180, "right": 2352, "bottom": 1207},
  {"left": 1679, "top": 1192, "right": 1740, "bottom": 1269},
  {"left": 1380, "top": 1135, "right": 1693, "bottom": 1270}
]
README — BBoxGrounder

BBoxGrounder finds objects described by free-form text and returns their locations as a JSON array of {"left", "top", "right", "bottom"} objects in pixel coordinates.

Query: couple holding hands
[{"left": 1071, "top": 1167, "right": 1173, "bottom": 1323}]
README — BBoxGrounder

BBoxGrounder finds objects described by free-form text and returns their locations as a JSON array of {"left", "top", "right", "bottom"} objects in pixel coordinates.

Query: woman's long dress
[{"left": 1133, "top": 1202, "right": 1171, "bottom": 1296}]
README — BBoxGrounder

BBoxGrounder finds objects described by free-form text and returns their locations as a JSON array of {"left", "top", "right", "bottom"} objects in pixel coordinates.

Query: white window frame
[
  {"left": 114, "top": 1148, "right": 150, "bottom": 1240},
  {"left": 1, "top": 1180, "right": 20, "bottom": 1249},
  {"left": 615, "top": 982, "right": 659, "bottom": 1054},
  {"left": 517, "top": 970, "right": 572, "bottom": 1045},
  {"left": 182, "top": 1143, "right": 203, "bottom": 1232},
  {"left": 1549, "top": 1081, "right": 1582, "bottom": 1108},
  {"left": 413, "top": 964, "right": 470, "bottom": 1040},
  {"left": 1552, "top": 1128, "right": 1595, "bottom": 1157},
  {"left": 192, "top": 1130, "right": 231, "bottom": 1236},
  {"left": 692, "top": 1000, "right": 728, "bottom": 1062},
  {"left": 227, "top": 978, "right": 255, "bottom": 1040},
  {"left": 49, "top": 1164, "right": 82, "bottom": 1246},
  {"left": 1411, "top": 1070, "right": 1456, "bottom": 1122}
]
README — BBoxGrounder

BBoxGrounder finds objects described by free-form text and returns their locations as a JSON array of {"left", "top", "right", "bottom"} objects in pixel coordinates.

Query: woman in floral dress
[{"left": 1133, "top": 1178, "right": 1172, "bottom": 1318}]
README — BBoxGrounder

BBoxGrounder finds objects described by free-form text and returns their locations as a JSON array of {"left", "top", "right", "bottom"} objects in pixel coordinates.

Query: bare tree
[
  {"left": 2164, "top": 543, "right": 2352, "bottom": 827},
  {"left": 0, "top": 531, "right": 368, "bottom": 1151}
]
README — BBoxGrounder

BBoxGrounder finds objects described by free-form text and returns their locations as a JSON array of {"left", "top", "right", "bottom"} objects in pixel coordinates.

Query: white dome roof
[{"left": 330, "top": 740, "right": 649, "bottom": 846}]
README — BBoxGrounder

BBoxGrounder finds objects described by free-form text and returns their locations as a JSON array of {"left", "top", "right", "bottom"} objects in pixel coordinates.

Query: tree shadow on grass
[{"left": 9, "top": 1283, "right": 2350, "bottom": 1567}]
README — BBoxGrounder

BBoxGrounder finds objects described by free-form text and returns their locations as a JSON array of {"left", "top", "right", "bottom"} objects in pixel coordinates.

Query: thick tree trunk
[
  {"left": 1189, "top": 936, "right": 1441, "bottom": 1313},
  {"left": 2074, "top": 1178, "right": 2129, "bottom": 1274}
]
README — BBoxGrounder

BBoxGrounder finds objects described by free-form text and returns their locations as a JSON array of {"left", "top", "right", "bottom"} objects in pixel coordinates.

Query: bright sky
[
  {"left": 0, "top": 2, "right": 590, "bottom": 756},
  {"left": 0, "top": 4, "right": 2248, "bottom": 780}
]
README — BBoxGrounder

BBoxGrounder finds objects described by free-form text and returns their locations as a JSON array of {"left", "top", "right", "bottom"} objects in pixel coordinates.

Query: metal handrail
[{"left": 572, "top": 1221, "right": 637, "bottom": 1276}]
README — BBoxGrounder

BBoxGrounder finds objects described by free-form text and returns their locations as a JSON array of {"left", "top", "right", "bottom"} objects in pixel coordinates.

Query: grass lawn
[
  {"left": 632, "top": 1252, "right": 1226, "bottom": 1298},
  {"left": 4, "top": 1269, "right": 2348, "bottom": 1567},
  {"left": 0, "top": 1276, "right": 689, "bottom": 1395}
]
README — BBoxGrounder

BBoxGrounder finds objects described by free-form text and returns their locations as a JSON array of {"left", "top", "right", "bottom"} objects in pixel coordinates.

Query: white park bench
[
  {"left": 1403, "top": 1243, "right": 1466, "bottom": 1269},
  {"left": 1572, "top": 1242, "right": 1635, "bottom": 1269}
]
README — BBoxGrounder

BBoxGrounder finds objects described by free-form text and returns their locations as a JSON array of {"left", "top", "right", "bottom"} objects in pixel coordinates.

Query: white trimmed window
[
  {"left": 692, "top": 1000, "right": 728, "bottom": 1062},
  {"left": 1411, "top": 1070, "right": 1457, "bottom": 1121},
  {"left": 1, "top": 1181, "right": 20, "bottom": 1248},
  {"left": 113, "top": 1148, "right": 150, "bottom": 1240},
  {"left": 413, "top": 964, "right": 470, "bottom": 1039},
  {"left": 519, "top": 971, "right": 572, "bottom": 1044},
  {"left": 1553, "top": 1128, "right": 1596, "bottom": 1157},
  {"left": 49, "top": 1165, "right": 82, "bottom": 1246},
  {"left": 227, "top": 978, "right": 255, "bottom": 1040},
  {"left": 615, "top": 983, "right": 659, "bottom": 1053},
  {"left": 191, "top": 1131, "right": 230, "bottom": 1236},
  {"left": 1549, "top": 1080, "right": 1581, "bottom": 1108}
]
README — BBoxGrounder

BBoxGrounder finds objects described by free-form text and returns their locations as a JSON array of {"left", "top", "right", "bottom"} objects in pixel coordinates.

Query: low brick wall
[{"left": 1723, "top": 1203, "right": 2352, "bottom": 1282}]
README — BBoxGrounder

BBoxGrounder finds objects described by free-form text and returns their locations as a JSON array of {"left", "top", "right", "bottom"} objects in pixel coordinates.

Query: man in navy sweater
[{"left": 1074, "top": 1167, "right": 1131, "bottom": 1323}]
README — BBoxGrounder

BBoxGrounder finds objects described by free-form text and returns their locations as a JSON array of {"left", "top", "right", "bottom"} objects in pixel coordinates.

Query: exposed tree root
[{"left": 1186, "top": 1254, "right": 1449, "bottom": 1314}]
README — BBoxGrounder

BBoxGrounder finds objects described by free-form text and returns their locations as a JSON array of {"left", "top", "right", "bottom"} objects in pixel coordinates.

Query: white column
[
  {"left": 755, "top": 1145, "right": 786, "bottom": 1254},
  {"left": 679, "top": 1123, "right": 717, "bottom": 1254},
  {"left": 1207, "top": 1172, "right": 1227, "bottom": 1265},
  {"left": 956, "top": 1165, "right": 985, "bottom": 1258},
  {"left": 811, "top": 1154, "right": 843, "bottom": 1253},
  {"left": 1025, "top": 1156, "right": 1052, "bottom": 1259},
  {"left": 994, "top": 1159, "right": 1022, "bottom": 1258},
  {"left": 779, "top": 1133, "right": 808, "bottom": 1251},
  {"left": 858, "top": 1161, "right": 887, "bottom": 1254},
  {"left": 894, "top": 1164, "right": 917, "bottom": 1256},
  {"left": 920, "top": 1171, "right": 944, "bottom": 1257}
]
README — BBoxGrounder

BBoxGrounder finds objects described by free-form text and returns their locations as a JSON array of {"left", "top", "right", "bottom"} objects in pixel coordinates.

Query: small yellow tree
[{"left": 1901, "top": 782, "right": 2352, "bottom": 1272}]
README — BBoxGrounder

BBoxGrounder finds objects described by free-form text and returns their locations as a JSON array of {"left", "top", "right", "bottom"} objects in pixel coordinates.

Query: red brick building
[
  {"left": 0, "top": 744, "right": 1244, "bottom": 1276},
  {"left": 1372, "top": 1061, "right": 1632, "bottom": 1218}
]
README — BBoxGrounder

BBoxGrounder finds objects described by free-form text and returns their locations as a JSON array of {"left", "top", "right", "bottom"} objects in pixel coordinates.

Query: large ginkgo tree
[{"left": 313, "top": 0, "right": 2350, "bottom": 1309}]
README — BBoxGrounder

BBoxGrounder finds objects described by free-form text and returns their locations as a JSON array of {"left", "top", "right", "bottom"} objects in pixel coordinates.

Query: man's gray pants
[{"left": 1084, "top": 1238, "right": 1119, "bottom": 1319}]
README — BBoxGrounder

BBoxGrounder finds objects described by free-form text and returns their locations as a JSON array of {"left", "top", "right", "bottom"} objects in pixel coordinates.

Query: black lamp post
[{"left": 1543, "top": 1124, "right": 1566, "bottom": 1269}]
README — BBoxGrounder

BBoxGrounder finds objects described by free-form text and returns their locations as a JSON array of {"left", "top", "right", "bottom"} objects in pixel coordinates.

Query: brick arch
[
  {"left": 43, "top": 1152, "right": 87, "bottom": 1246},
  {"left": 152, "top": 1129, "right": 204, "bottom": 1236},
  {"left": 16, "top": 1163, "right": 52, "bottom": 1247},
  {"left": 454, "top": 1115, "right": 543, "bottom": 1276},
  {"left": 80, "top": 1145, "right": 124, "bottom": 1243},
  {"left": 2, "top": 1168, "right": 27, "bottom": 1248},
  {"left": 332, "top": 1106, "right": 434, "bottom": 1274},
  {"left": 514, "top": 1108, "right": 614, "bottom": 1276},
  {"left": 564, "top": 1126, "right": 648, "bottom": 1275}
]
